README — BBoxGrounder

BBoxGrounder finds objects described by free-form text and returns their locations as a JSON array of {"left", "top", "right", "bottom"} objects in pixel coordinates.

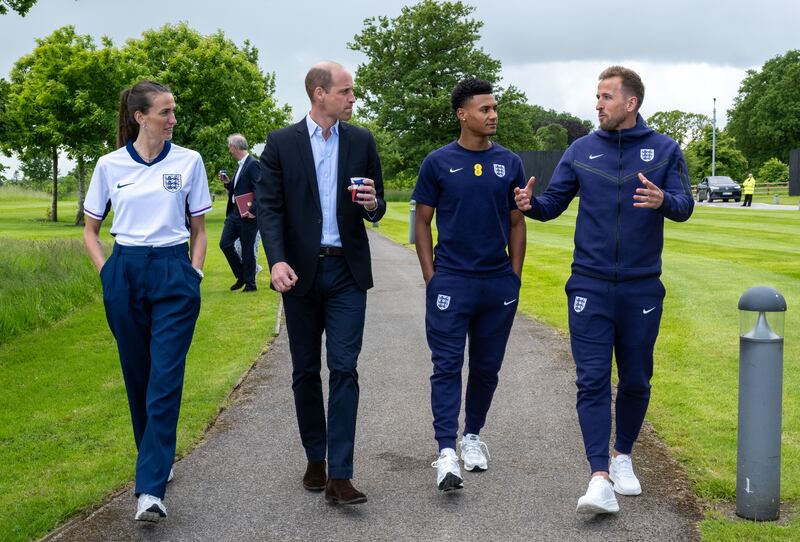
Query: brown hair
[
  {"left": 116, "top": 80, "right": 171, "bottom": 148},
  {"left": 304, "top": 61, "right": 345, "bottom": 101},
  {"left": 599, "top": 66, "right": 644, "bottom": 111}
]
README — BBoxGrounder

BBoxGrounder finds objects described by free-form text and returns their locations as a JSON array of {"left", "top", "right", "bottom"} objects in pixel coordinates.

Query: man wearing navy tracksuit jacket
[{"left": 515, "top": 66, "right": 694, "bottom": 515}]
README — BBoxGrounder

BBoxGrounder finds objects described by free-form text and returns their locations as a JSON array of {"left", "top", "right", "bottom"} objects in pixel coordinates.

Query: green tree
[
  {"left": 0, "top": 78, "right": 9, "bottom": 144},
  {"left": 683, "top": 145, "right": 702, "bottom": 185},
  {"left": 348, "top": 113, "right": 406, "bottom": 186},
  {"left": 0, "top": 78, "right": 11, "bottom": 185},
  {"left": 757, "top": 157, "right": 789, "bottom": 184},
  {"left": 727, "top": 50, "right": 800, "bottom": 168},
  {"left": 349, "top": 0, "right": 516, "bottom": 176},
  {"left": 524, "top": 105, "right": 592, "bottom": 144},
  {"left": 0, "top": 0, "right": 37, "bottom": 16},
  {"left": 19, "top": 153, "right": 50, "bottom": 191},
  {"left": 2, "top": 26, "right": 118, "bottom": 222},
  {"left": 684, "top": 125, "right": 748, "bottom": 182},
  {"left": 120, "top": 23, "right": 291, "bottom": 179},
  {"left": 555, "top": 116, "right": 593, "bottom": 144},
  {"left": 494, "top": 86, "right": 538, "bottom": 152},
  {"left": 63, "top": 35, "right": 120, "bottom": 224},
  {"left": 534, "top": 123, "right": 568, "bottom": 151},
  {"left": 646, "top": 110, "right": 710, "bottom": 147},
  {"left": 57, "top": 172, "right": 77, "bottom": 198}
]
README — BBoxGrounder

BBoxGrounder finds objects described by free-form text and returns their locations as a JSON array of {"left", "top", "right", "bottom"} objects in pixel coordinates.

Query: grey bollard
[
  {"left": 409, "top": 199, "right": 416, "bottom": 244},
  {"left": 736, "top": 286, "right": 787, "bottom": 521},
  {"left": 773, "top": 194, "right": 779, "bottom": 205}
]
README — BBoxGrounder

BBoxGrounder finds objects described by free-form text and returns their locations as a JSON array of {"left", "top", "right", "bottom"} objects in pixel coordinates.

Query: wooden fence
[{"left": 753, "top": 182, "right": 790, "bottom": 195}]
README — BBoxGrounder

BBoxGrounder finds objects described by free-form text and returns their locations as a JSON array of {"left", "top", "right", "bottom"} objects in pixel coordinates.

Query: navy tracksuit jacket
[{"left": 525, "top": 114, "right": 694, "bottom": 473}]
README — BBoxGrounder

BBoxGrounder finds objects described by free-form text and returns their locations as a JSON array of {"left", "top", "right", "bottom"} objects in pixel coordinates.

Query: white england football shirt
[{"left": 84, "top": 141, "right": 212, "bottom": 247}]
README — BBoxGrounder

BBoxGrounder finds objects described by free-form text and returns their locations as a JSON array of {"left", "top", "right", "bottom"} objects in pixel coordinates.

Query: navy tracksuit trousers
[
  {"left": 426, "top": 271, "right": 520, "bottom": 451},
  {"left": 565, "top": 273, "right": 665, "bottom": 474},
  {"left": 100, "top": 243, "right": 201, "bottom": 499}
]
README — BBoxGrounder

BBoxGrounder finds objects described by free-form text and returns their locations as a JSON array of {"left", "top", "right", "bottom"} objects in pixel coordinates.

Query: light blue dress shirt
[{"left": 306, "top": 115, "right": 342, "bottom": 247}]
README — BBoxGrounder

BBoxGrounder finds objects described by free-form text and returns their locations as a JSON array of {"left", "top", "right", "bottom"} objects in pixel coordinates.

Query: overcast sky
[{"left": 1, "top": 0, "right": 797, "bottom": 173}]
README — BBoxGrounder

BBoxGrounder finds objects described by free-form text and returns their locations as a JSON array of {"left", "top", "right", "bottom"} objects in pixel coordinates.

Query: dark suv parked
[{"left": 696, "top": 176, "right": 741, "bottom": 202}]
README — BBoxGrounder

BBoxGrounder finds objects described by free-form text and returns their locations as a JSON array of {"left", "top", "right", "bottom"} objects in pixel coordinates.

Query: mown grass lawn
[
  {"left": 378, "top": 200, "right": 799, "bottom": 541},
  {"left": 1, "top": 186, "right": 797, "bottom": 541},
  {"left": 0, "top": 188, "right": 281, "bottom": 542}
]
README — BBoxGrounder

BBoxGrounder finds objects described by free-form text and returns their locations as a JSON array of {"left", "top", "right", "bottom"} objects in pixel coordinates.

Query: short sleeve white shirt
[{"left": 84, "top": 141, "right": 212, "bottom": 247}]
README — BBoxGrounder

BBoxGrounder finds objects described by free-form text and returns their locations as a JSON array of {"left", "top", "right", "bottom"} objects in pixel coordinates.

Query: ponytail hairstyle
[{"left": 116, "top": 80, "right": 171, "bottom": 148}]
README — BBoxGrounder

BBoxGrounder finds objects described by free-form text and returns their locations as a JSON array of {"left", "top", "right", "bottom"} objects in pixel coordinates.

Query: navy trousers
[
  {"left": 282, "top": 255, "right": 366, "bottom": 479},
  {"left": 426, "top": 271, "right": 520, "bottom": 451},
  {"left": 220, "top": 214, "right": 259, "bottom": 288},
  {"left": 565, "top": 273, "right": 665, "bottom": 474},
  {"left": 100, "top": 243, "right": 201, "bottom": 499}
]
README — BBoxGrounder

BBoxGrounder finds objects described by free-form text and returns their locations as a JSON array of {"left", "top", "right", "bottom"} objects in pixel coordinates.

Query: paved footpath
[{"left": 46, "top": 231, "right": 702, "bottom": 542}]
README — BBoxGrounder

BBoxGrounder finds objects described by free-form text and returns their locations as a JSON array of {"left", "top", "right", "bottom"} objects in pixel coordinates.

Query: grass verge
[
  {"left": 0, "top": 189, "right": 280, "bottom": 541},
  {"left": 0, "top": 238, "right": 99, "bottom": 345}
]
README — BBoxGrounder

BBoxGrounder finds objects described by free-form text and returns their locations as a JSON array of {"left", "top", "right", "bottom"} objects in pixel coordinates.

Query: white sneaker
[
  {"left": 609, "top": 454, "right": 642, "bottom": 496},
  {"left": 167, "top": 468, "right": 174, "bottom": 483},
  {"left": 135, "top": 493, "right": 167, "bottom": 522},
  {"left": 431, "top": 448, "right": 463, "bottom": 491},
  {"left": 459, "top": 433, "right": 490, "bottom": 472},
  {"left": 576, "top": 476, "right": 619, "bottom": 514}
]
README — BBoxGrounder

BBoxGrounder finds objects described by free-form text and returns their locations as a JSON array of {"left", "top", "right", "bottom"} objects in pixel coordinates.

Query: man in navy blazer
[
  {"left": 219, "top": 133, "right": 260, "bottom": 292},
  {"left": 255, "top": 61, "right": 385, "bottom": 504}
]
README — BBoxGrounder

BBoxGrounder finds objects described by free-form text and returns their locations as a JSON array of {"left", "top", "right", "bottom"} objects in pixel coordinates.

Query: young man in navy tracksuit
[
  {"left": 515, "top": 66, "right": 694, "bottom": 514},
  {"left": 414, "top": 78, "right": 527, "bottom": 492}
]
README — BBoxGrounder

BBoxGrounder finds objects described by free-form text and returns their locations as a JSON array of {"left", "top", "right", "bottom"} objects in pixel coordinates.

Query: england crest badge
[
  {"left": 493, "top": 164, "right": 506, "bottom": 178},
  {"left": 163, "top": 174, "right": 182, "bottom": 193},
  {"left": 573, "top": 296, "right": 587, "bottom": 313},
  {"left": 436, "top": 294, "right": 451, "bottom": 310},
  {"left": 640, "top": 149, "right": 654, "bottom": 162}
]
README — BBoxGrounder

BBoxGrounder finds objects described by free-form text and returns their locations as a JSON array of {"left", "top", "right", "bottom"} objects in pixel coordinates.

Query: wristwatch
[{"left": 193, "top": 267, "right": 204, "bottom": 280}]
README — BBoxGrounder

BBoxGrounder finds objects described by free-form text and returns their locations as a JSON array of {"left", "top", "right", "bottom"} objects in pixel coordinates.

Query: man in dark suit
[
  {"left": 255, "top": 61, "right": 385, "bottom": 505},
  {"left": 219, "top": 133, "right": 260, "bottom": 292}
]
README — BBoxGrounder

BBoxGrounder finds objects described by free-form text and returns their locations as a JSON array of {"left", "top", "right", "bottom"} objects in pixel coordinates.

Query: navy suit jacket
[
  {"left": 225, "top": 154, "right": 260, "bottom": 218},
  {"left": 254, "top": 118, "right": 385, "bottom": 296}
]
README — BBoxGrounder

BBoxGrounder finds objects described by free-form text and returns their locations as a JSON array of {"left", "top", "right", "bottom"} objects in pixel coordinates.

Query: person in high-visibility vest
[{"left": 742, "top": 173, "right": 756, "bottom": 207}]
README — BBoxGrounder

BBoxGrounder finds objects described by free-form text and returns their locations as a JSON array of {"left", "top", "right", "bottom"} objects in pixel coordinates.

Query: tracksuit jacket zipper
[{"left": 615, "top": 130, "right": 623, "bottom": 282}]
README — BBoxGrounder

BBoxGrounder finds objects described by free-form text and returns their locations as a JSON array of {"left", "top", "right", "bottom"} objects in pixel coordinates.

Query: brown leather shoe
[
  {"left": 302, "top": 460, "right": 327, "bottom": 491},
  {"left": 324, "top": 479, "right": 367, "bottom": 505}
]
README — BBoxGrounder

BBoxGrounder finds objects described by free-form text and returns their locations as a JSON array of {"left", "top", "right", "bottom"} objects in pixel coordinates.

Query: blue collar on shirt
[
  {"left": 306, "top": 115, "right": 339, "bottom": 139},
  {"left": 126, "top": 140, "right": 172, "bottom": 166}
]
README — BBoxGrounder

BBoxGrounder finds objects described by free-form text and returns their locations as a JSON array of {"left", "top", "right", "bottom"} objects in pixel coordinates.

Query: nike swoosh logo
[
  {"left": 589, "top": 154, "right": 604, "bottom": 160},
  {"left": 504, "top": 299, "right": 517, "bottom": 306},
  {"left": 643, "top": 307, "right": 657, "bottom": 314},
  {"left": 449, "top": 168, "right": 463, "bottom": 173},
  {"left": 117, "top": 182, "right": 135, "bottom": 188}
]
